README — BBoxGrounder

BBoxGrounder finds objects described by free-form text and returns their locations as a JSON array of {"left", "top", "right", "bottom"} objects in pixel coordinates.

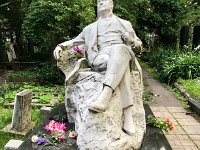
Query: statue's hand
[
  {"left": 53, "top": 46, "right": 63, "bottom": 60},
  {"left": 121, "top": 32, "right": 133, "bottom": 44}
]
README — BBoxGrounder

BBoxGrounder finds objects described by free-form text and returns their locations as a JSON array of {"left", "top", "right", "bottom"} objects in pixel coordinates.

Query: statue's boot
[
  {"left": 123, "top": 106, "right": 135, "bottom": 136},
  {"left": 88, "top": 86, "right": 112, "bottom": 112}
]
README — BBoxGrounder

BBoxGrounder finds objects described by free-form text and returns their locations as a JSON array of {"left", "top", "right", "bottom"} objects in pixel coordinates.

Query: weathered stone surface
[
  {"left": 1, "top": 89, "right": 35, "bottom": 135},
  {"left": 11, "top": 89, "right": 33, "bottom": 131},
  {"left": 65, "top": 70, "right": 146, "bottom": 150},
  {"left": 18, "top": 103, "right": 78, "bottom": 150},
  {"left": 4, "top": 140, "right": 23, "bottom": 150},
  {"left": 40, "top": 106, "right": 52, "bottom": 117}
]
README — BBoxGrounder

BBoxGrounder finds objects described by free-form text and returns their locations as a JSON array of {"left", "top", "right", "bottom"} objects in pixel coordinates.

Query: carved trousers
[{"left": 93, "top": 44, "right": 134, "bottom": 108}]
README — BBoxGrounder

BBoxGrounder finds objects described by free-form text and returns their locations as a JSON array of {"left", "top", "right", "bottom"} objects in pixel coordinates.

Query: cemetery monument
[{"left": 54, "top": 0, "right": 146, "bottom": 149}]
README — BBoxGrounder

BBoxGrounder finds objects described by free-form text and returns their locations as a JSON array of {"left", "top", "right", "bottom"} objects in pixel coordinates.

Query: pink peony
[
  {"left": 73, "top": 46, "right": 85, "bottom": 55},
  {"left": 44, "top": 120, "right": 67, "bottom": 141}
]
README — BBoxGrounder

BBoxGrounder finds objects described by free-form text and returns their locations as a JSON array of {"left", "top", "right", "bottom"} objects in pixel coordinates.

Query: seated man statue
[{"left": 54, "top": 0, "right": 142, "bottom": 136}]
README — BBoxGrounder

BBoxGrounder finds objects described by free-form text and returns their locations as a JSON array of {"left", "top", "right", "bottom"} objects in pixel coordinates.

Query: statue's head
[{"left": 97, "top": 0, "right": 113, "bottom": 14}]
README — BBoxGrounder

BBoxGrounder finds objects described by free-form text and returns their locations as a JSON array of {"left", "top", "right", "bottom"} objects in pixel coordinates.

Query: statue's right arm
[{"left": 53, "top": 30, "right": 85, "bottom": 60}]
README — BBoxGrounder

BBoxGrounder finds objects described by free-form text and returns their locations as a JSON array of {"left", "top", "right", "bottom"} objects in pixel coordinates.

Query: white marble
[{"left": 54, "top": 0, "right": 146, "bottom": 149}]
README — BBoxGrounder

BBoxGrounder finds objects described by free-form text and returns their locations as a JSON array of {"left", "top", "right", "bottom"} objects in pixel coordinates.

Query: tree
[
  {"left": 134, "top": 0, "right": 191, "bottom": 46},
  {"left": 22, "top": 0, "right": 95, "bottom": 60},
  {"left": 0, "top": 0, "right": 33, "bottom": 60}
]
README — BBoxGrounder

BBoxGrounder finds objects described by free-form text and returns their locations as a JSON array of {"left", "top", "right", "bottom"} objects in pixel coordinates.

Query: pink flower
[
  {"left": 44, "top": 120, "right": 56, "bottom": 131},
  {"left": 166, "top": 118, "right": 172, "bottom": 123},
  {"left": 73, "top": 46, "right": 85, "bottom": 55},
  {"left": 44, "top": 120, "right": 67, "bottom": 142},
  {"left": 44, "top": 120, "right": 67, "bottom": 133}
]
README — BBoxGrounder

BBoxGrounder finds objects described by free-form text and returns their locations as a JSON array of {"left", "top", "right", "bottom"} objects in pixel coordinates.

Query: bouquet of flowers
[
  {"left": 73, "top": 46, "right": 85, "bottom": 58},
  {"left": 31, "top": 116, "right": 77, "bottom": 146},
  {"left": 148, "top": 115, "right": 175, "bottom": 132}
]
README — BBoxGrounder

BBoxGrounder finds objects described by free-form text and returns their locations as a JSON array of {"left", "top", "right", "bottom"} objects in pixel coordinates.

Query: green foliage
[
  {"left": 6, "top": 64, "right": 64, "bottom": 85},
  {"left": 0, "top": 131, "right": 25, "bottom": 150},
  {"left": 135, "top": 0, "right": 194, "bottom": 46},
  {"left": 22, "top": 0, "right": 95, "bottom": 56},
  {"left": 142, "top": 47, "right": 200, "bottom": 83},
  {"left": 161, "top": 52, "right": 200, "bottom": 82},
  {"left": 114, "top": 0, "right": 137, "bottom": 26},
  {"left": 57, "top": 93, "right": 64, "bottom": 103},
  {"left": 0, "top": 82, "right": 60, "bottom": 106},
  {"left": 32, "top": 65, "right": 64, "bottom": 85},
  {"left": 32, "top": 108, "right": 43, "bottom": 125},
  {"left": 33, "top": 93, "right": 53, "bottom": 104},
  {"left": 177, "top": 78, "right": 200, "bottom": 100},
  {"left": 0, "top": 108, "right": 12, "bottom": 129}
]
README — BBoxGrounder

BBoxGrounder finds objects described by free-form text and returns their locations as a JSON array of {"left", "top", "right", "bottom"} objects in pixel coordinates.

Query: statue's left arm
[
  {"left": 54, "top": 29, "right": 86, "bottom": 60},
  {"left": 122, "top": 21, "right": 142, "bottom": 54}
]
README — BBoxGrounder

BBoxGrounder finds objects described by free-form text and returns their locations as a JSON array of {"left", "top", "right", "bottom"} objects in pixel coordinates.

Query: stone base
[
  {"left": 4, "top": 140, "right": 23, "bottom": 150},
  {"left": 40, "top": 106, "right": 52, "bottom": 117},
  {"left": 1, "top": 122, "right": 35, "bottom": 136},
  {"left": 66, "top": 71, "right": 146, "bottom": 150}
]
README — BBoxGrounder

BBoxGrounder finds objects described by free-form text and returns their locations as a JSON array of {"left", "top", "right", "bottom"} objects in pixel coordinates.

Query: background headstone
[
  {"left": 1, "top": 89, "right": 35, "bottom": 135},
  {"left": 4, "top": 140, "right": 23, "bottom": 150},
  {"left": 179, "top": 26, "right": 189, "bottom": 48},
  {"left": 192, "top": 26, "right": 200, "bottom": 49},
  {"left": 11, "top": 89, "right": 32, "bottom": 131}
]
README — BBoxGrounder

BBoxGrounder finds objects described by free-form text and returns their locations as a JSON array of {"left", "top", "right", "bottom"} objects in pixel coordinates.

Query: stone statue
[
  {"left": 54, "top": 0, "right": 146, "bottom": 149},
  {"left": 5, "top": 39, "right": 17, "bottom": 62}
]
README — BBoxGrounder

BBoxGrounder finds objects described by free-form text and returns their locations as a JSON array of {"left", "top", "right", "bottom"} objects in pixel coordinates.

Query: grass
[
  {"left": 0, "top": 107, "right": 43, "bottom": 149},
  {"left": 6, "top": 70, "right": 37, "bottom": 78},
  {"left": 33, "top": 93, "right": 53, "bottom": 104},
  {"left": 177, "top": 78, "right": 200, "bottom": 100},
  {"left": 0, "top": 82, "right": 63, "bottom": 105},
  {"left": 138, "top": 59, "right": 158, "bottom": 78},
  {"left": 0, "top": 82, "right": 65, "bottom": 148}
]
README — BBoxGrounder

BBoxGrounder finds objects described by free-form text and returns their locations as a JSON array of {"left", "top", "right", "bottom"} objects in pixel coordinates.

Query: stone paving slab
[{"left": 150, "top": 106, "right": 200, "bottom": 150}]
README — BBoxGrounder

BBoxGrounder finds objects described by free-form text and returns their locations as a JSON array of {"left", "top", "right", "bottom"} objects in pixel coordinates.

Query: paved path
[{"left": 143, "top": 69, "right": 200, "bottom": 150}]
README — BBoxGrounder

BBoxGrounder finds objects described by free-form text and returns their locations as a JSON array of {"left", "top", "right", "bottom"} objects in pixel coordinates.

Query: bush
[
  {"left": 161, "top": 52, "right": 200, "bottom": 82},
  {"left": 6, "top": 64, "right": 65, "bottom": 85},
  {"left": 142, "top": 47, "right": 200, "bottom": 83}
]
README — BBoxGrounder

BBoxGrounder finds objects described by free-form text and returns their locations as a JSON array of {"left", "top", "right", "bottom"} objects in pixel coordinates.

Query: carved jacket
[{"left": 62, "top": 15, "right": 142, "bottom": 72}]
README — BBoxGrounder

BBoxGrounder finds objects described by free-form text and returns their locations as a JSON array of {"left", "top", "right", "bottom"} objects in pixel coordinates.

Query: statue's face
[{"left": 97, "top": 0, "right": 113, "bottom": 12}]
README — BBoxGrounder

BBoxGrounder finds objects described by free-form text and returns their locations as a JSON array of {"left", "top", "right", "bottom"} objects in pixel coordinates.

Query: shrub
[
  {"left": 142, "top": 47, "right": 200, "bottom": 83},
  {"left": 160, "top": 52, "right": 200, "bottom": 83}
]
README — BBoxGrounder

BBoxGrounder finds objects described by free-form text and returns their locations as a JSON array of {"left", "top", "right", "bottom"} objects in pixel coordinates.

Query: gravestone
[
  {"left": 1, "top": 89, "right": 35, "bottom": 135},
  {"left": 193, "top": 26, "right": 200, "bottom": 49},
  {"left": 4, "top": 140, "right": 23, "bottom": 150},
  {"left": 179, "top": 26, "right": 189, "bottom": 48}
]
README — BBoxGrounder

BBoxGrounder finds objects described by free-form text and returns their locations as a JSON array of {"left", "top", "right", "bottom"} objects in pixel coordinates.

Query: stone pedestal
[
  {"left": 65, "top": 70, "right": 146, "bottom": 150},
  {"left": 4, "top": 140, "right": 23, "bottom": 150},
  {"left": 40, "top": 106, "right": 52, "bottom": 117},
  {"left": 1, "top": 89, "right": 35, "bottom": 135}
]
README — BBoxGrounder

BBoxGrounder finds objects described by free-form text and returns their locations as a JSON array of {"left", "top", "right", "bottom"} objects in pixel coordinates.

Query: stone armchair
[{"left": 56, "top": 46, "right": 146, "bottom": 150}]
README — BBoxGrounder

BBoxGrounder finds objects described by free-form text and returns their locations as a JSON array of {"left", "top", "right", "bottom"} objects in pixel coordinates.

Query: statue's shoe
[
  {"left": 89, "top": 86, "right": 112, "bottom": 112},
  {"left": 88, "top": 101, "right": 109, "bottom": 112},
  {"left": 123, "top": 106, "right": 135, "bottom": 136}
]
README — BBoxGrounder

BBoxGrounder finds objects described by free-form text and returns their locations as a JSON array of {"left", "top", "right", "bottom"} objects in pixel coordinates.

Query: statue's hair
[{"left": 97, "top": 0, "right": 113, "bottom": 6}]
